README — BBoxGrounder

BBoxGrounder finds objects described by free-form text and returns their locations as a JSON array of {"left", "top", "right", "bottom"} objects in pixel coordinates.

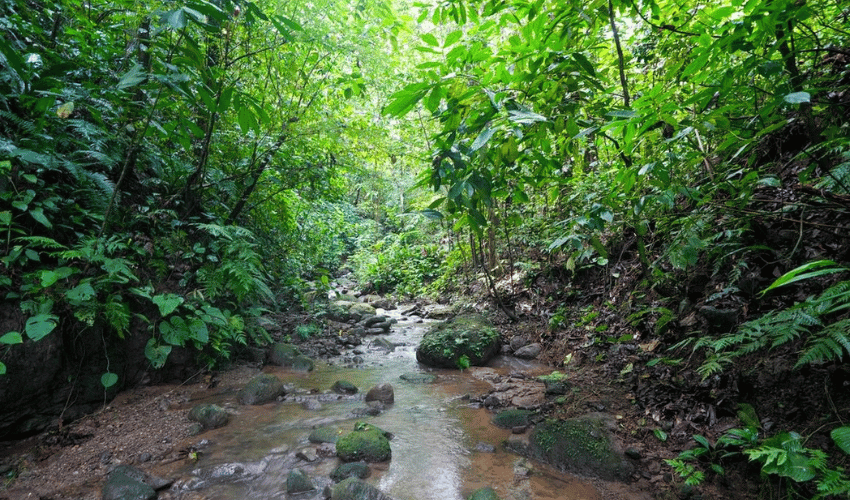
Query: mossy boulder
[
  {"left": 336, "top": 422, "right": 392, "bottom": 463},
  {"left": 286, "top": 469, "right": 315, "bottom": 493},
  {"left": 492, "top": 409, "right": 534, "bottom": 429},
  {"left": 416, "top": 314, "right": 500, "bottom": 368},
  {"left": 237, "top": 374, "right": 284, "bottom": 405},
  {"left": 324, "top": 477, "right": 394, "bottom": 500},
  {"left": 268, "top": 343, "right": 314, "bottom": 372},
  {"left": 187, "top": 404, "right": 229, "bottom": 430},
  {"left": 332, "top": 380, "right": 358, "bottom": 395},
  {"left": 330, "top": 461, "right": 371, "bottom": 482},
  {"left": 467, "top": 487, "right": 500, "bottom": 500},
  {"left": 512, "top": 415, "right": 633, "bottom": 481}
]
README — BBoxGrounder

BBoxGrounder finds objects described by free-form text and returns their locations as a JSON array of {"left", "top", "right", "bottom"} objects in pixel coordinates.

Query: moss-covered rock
[
  {"left": 268, "top": 343, "right": 315, "bottom": 371},
  {"left": 325, "top": 477, "right": 394, "bottom": 500},
  {"left": 309, "top": 426, "right": 343, "bottom": 444},
  {"left": 332, "top": 380, "right": 358, "bottom": 395},
  {"left": 187, "top": 404, "right": 229, "bottom": 430},
  {"left": 467, "top": 487, "right": 500, "bottom": 500},
  {"left": 492, "top": 409, "right": 534, "bottom": 429},
  {"left": 237, "top": 374, "right": 284, "bottom": 405},
  {"left": 512, "top": 414, "right": 633, "bottom": 481},
  {"left": 286, "top": 469, "right": 315, "bottom": 493},
  {"left": 336, "top": 422, "right": 392, "bottom": 463},
  {"left": 330, "top": 461, "right": 371, "bottom": 482},
  {"left": 416, "top": 314, "right": 500, "bottom": 368}
]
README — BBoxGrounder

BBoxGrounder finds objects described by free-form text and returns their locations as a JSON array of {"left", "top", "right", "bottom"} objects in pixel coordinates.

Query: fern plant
[{"left": 682, "top": 261, "right": 850, "bottom": 379}]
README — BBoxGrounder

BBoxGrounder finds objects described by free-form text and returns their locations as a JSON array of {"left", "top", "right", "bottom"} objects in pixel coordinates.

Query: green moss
[
  {"left": 492, "top": 409, "right": 534, "bottom": 429},
  {"left": 417, "top": 314, "right": 501, "bottom": 368},
  {"left": 336, "top": 422, "right": 391, "bottom": 462}
]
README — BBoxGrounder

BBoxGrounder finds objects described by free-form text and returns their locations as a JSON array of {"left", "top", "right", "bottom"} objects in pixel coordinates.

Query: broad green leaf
[
  {"left": 66, "top": 282, "right": 96, "bottom": 304},
  {"left": 0, "top": 332, "right": 23, "bottom": 344},
  {"left": 507, "top": 109, "right": 547, "bottom": 125},
  {"left": 160, "top": 316, "right": 189, "bottom": 346},
  {"left": 470, "top": 127, "right": 496, "bottom": 152},
  {"left": 101, "top": 372, "right": 118, "bottom": 389},
  {"left": 681, "top": 51, "right": 709, "bottom": 79},
  {"left": 167, "top": 8, "right": 188, "bottom": 29},
  {"left": 832, "top": 426, "right": 850, "bottom": 455},
  {"left": 420, "top": 209, "right": 444, "bottom": 220},
  {"left": 28, "top": 207, "right": 51, "bottom": 228},
  {"left": 383, "top": 83, "right": 430, "bottom": 117},
  {"left": 421, "top": 33, "right": 439, "bottom": 47},
  {"left": 0, "top": 361, "right": 5, "bottom": 375},
  {"left": 145, "top": 339, "right": 171, "bottom": 369},
  {"left": 187, "top": 317, "right": 208, "bottom": 343},
  {"left": 606, "top": 110, "right": 637, "bottom": 118},
  {"left": 0, "top": 211, "right": 10, "bottom": 226},
  {"left": 571, "top": 52, "right": 596, "bottom": 77},
  {"left": 153, "top": 293, "right": 184, "bottom": 316},
  {"left": 117, "top": 64, "right": 146, "bottom": 89},
  {"left": 444, "top": 30, "right": 463, "bottom": 47},
  {"left": 40, "top": 267, "right": 75, "bottom": 287},
  {"left": 784, "top": 91, "right": 810, "bottom": 104},
  {"left": 761, "top": 260, "right": 846, "bottom": 295},
  {"left": 25, "top": 313, "right": 58, "bottom": 341}
]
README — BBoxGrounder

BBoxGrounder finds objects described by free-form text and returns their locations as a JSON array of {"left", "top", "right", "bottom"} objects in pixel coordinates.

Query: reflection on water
[{"left": 168, "top": 312, "right": 603, "bottom": 500}]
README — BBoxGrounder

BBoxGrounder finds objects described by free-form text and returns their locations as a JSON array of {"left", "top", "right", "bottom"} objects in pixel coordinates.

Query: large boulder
[
  {"left": 102, "top": 465, "right": 171, "bottom": 500},
  {"left": 507, "top": 414, "right": 634, "bottom": 481},
  {"left": 336, "top": 422, "right": 392, "bottom": 463},
  {"left": 237, "top": 374, "right": 284, "bottom": 405},
  {"left": 286, "top": 469, "right": 315, "bottom": 494},
  {"left": 327, "top": 301, "right": 377, "bottom": 322},
  {"left": 324, "top": 477, "right": 394, "bottom": 500},
  {"left": 364, "top": 383, "right": 394, "bottom": 405},
  {"left": 268, "top": 343, "right": 315, "bottom": 372},
  {"left": 416, "top": 314, "right": 500, "bottom": 368}
]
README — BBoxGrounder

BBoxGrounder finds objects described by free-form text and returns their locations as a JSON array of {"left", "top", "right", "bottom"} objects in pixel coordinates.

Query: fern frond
[
  {"left": 14, "top": 236, "right": 67, "bottom": 250},
  {"left": 795, "top": 319, "right": 850, "bottom": 368}
]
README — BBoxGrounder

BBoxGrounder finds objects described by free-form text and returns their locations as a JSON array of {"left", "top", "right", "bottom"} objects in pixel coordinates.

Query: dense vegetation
[{"left": 2, "top": 0, "right": 850, "bottom": 497}]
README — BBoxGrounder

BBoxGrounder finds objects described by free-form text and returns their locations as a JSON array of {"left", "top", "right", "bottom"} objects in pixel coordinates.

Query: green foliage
[{"left": 685, "top": 263, "right": 850, "bottom": 379}]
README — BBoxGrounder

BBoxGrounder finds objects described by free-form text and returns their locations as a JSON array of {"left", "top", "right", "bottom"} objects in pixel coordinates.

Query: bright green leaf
[
  {"left": 832, "top": 426, "right": 850, "bottom": 455},
  {"left": 25, "top": 313, "right": 58, "bottom": 341},
  {"left": 152, "top": 293, "right": 184, "bottom": 316},
  {"left": 0, "top": 332, "right": 23, "bottom": 344},
  {"left": 784, "top": 91, "right": 811, "bottom": 104},
  {"left": 421, "top": 33, "right": 439, "bottom": 47},
  {"left": 101, "top": 372, "right": 118, "bottom": 388}
]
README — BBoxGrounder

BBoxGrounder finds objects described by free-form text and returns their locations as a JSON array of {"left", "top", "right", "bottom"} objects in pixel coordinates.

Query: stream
[{"left": 164, "top": 308, "right": 606, "bottom": 500}]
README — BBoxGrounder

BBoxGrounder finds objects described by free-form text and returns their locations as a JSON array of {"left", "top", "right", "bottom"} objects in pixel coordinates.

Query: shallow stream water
[{"left": 165, "top": 310, "right": 607, "bottom": 500}]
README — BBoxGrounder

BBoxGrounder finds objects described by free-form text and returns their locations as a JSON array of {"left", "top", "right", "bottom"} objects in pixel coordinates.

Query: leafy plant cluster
[{"left": 668, "top": 404, "right": 850, "bottom": 499}]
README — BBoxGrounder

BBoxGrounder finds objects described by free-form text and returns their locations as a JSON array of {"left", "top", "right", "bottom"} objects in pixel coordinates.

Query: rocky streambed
[{"left": 2, "top": 297, "right": 655, "bottom": 500}]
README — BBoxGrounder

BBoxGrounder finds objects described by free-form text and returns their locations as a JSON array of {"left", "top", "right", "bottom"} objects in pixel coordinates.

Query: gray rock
[
  {"left": 332, "top": 380, "right": 359, "bottom": 395},
  {"left": 364, "top": 383, "right": 394, "bottom": 405},
  {"left": 302, "top": 399, "right": 323, "bottom": 411},
  {"left": 238, "top": 374, "right": 284, "bottom": 405},
  {"left": 399, "top": 372, "right": 436, "bottom": 384},
  {"left": 187, "top": 404, "right": 229, "bottom": 430},
  {"left": 509, "top": 337, "right": 528, "bottom": 352},
  {"left": 513, "top": 342, "right": 542, "bottom": 359},
  {"left": 372, "top": 338, "right": 397, "bottom": 352},
  {"left": 287, "top": 469, "right": 315, "bottom": 493}
]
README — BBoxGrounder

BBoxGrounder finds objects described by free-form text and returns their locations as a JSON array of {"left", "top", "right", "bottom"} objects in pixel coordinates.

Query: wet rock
[
  {"left": 332, "top": 380, "right": 359, "bottom": 395},
  {"left": 365, "top": 383, "right": 394, "bottom": 405},
  {"left": 509, "top": 337, "right": 528, "bottom": 352},
  {"left": 513, "top": 343, "right": 542, "bottom": 359},
  {"left": 187, "top": 404, "right": 229, "bottom": 430},
  {"left": 467, "top": 487, "right": 501, "bottom": 500},
  {"left": 492, "top": 409, "right": 535, "bottom": 429},
  {"left": 372, "top": 338, "right": 397, "bottom": 352},
  {"left": 297, "top": 447, "right": 319, "bottom": 462},
  {"left": 423, "top": 304, "right": 454, "bottom": 319},
  {"left": 302, "top": 399, "right": 323, "bottom": 411},
  {"left": 102, "top": 465, "right": 171, "bottom": 500},
  {"left": 399, "top": 372, "right": 436, "bottom": 384},
  {"left": 507, "top": 414, "right": 634, "bottom": 481},
  {"left": 238, "top": 374, "right": 284, "bottom": 405},
  {"left": 323, "top": 477, "right": 395, "bottom": 500},
  {"left": 309, "top": 426, "right": 342, "bottom": 444},
  {"left": 286, "top": 469, "right": 315, "bottom": 493},
  {"left": 474, "top": 442, "right": 496, "bottom": 453},
  {"left": 416, "top": 314, "right": 500, "bottom": 369},
  {"left": 330, "top": 461, "right": 371, "bottom": 482},
  {"left": 336, "top": 422, "right": 392, "bottom": 463},
  {"left": 268, "top": 343, "right": 315, "bottom": 372}
]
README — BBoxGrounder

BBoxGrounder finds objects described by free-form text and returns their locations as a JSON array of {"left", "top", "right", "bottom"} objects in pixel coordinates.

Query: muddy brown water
[{"left": 162, "top": 311, "right": 614, "bottom": 500}]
